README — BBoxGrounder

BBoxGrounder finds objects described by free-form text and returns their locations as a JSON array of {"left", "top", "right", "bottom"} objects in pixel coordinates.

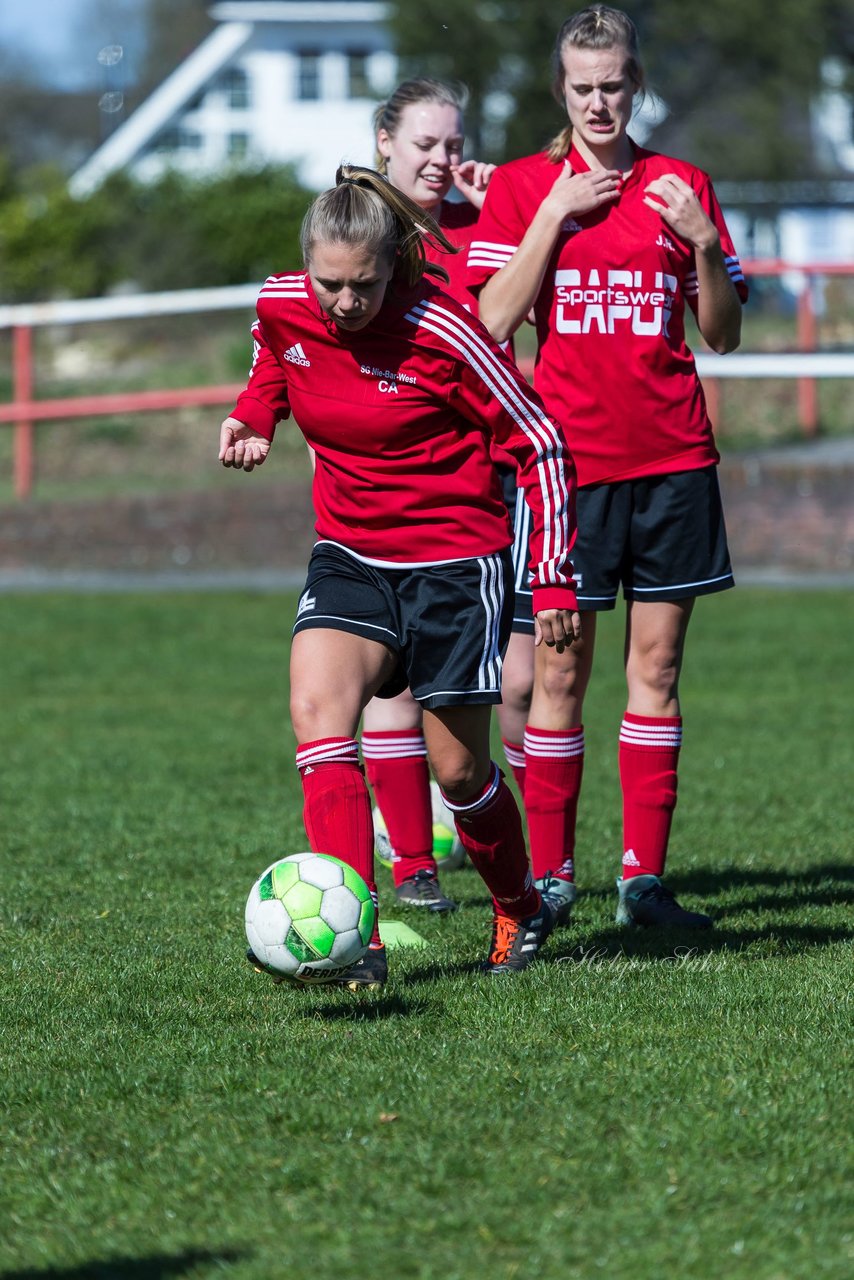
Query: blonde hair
[
  {"left": 300, "top": 165, "right": 458, "bottom": 289},
  {"left": 372, "top": 78, "right": 468, "bottom": 174},
  {"left": 546, "top": 5, "right": 645, "bottom": 163}
]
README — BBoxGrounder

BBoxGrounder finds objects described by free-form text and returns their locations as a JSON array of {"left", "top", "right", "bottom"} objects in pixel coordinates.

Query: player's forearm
[
  {"left": 478, "top": 209, "right": 564, "bottom": 343},
  {"left": 695, "top": 237, "right": 742, "bottom": 354}
]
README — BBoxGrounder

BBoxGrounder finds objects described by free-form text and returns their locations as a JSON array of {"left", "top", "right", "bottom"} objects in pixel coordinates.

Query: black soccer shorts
[
  {"left": 293, "top": 541, "right": 515, "bottom": 709},
  {"left": 571, "top": 466, "right": 734, "bottom": 610}
]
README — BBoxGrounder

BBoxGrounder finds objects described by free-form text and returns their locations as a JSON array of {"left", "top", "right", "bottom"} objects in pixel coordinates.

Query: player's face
[
  {"left": 377, "top": 101, "right": 464, "bottom": 210},
  {"left": 307, "top": 242, "right": 395, "bottom": 332},
  {"left": 560, "top": 44, "right": 635, "bottom": 156}
]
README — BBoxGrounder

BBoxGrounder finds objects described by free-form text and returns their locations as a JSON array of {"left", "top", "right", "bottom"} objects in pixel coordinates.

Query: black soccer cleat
[
  {"left": 332, "top": 944, "right": 388, "bottom": 992},
  {"left": 483, "top": 894, "right": 557, "bottom": 974},
  {"left": 615, "top": 875, "right": 713, "bottom": 929},
  {"left": 394, "top": 869, "right": 458, "bottom": 913}
]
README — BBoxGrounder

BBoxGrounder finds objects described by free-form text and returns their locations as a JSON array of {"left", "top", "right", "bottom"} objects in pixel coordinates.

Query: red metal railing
[{"left": 1, "top": 264, "right": 852, "bottom": 500}]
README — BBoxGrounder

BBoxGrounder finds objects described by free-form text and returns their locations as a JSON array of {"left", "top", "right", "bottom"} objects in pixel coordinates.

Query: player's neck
[{"left": 573, "top": 132, "right": 634, "bottom": 175}]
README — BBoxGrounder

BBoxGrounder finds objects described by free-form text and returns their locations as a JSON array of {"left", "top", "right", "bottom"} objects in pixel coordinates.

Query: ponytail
[{"left": 300, "top": 165, "right": 459, "bottom": 289}]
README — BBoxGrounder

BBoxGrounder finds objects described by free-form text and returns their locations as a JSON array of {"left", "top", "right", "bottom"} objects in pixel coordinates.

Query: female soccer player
[
  {"left": 220, "top": 166, "right": 580, "bottom": 987},
  {"left": 469, "top": 5, "right": 748, "bottom": 928},
  {"left": 240, "top": 79, "right": 537, "bottom": 918}
]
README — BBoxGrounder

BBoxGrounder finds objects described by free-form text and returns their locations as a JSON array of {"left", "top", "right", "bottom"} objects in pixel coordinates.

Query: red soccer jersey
[
  {"left": 231, "top": 274, "right": 578, "bottom": 614},
  {"left": 430, "top": 198, "right": 480, "bottom": 311},
  {"left": 467, "top": 143, "right": 748, "bottom": 488}
]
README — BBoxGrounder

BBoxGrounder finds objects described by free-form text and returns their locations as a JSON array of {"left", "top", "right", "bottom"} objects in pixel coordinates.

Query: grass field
[{"left": 1, "top": 587, "right": 851, "bottom": 1280}]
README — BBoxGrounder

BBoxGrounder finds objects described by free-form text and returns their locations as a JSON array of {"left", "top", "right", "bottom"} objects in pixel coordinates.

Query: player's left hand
[
  {"left": 534, "top": 608, "right": 582, "bottom": 653},
  {"left": 451, "top": 160, "right": 496, "bottom": 209},
  {"left": 642, "top": 174, "right": 719, "bottom": 251}
]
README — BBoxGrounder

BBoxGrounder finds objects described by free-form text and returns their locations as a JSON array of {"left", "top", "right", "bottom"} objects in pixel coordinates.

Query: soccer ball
[
  {"left": 245, "top": 852, "right": 375, "bottom": 984},
  {"left": 373, "top": 781, "right": 466, "bottom": 871}
]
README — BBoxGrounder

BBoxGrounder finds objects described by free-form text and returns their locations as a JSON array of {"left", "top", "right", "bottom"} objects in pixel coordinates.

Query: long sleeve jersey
[
  {"left": 231, "top": 273, "right": 578, "bottom": 614},
  {"left": 468, "top": 143, "right": 749, "bottom": 489}
]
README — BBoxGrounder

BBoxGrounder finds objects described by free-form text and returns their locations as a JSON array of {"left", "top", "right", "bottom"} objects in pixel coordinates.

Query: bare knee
[
  {"left": 501, "top": 634, "right": 534, "bottom": 717},
  {"left": 289, "top": 688, "right": 325, "bottom": 742},
  {"left": 432, "top": 756, "right": 484, "bottom": 803},
  {"left": 290, "top": 685, "right": 360, "bottom": 743},
  {"left": 626, "top": 642, "right": 682, "bottom": 711},
  {"left": 501, "top": 665, "right": 533, "bottom": 719}
]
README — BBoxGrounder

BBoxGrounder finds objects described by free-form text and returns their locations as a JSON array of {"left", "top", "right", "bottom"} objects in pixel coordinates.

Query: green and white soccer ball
[
  {"left": 373, "top": 780, "right": 466, "bottom": 871},
  {"left": 245, "top": 852, "right": 375, "bottom": 984}
]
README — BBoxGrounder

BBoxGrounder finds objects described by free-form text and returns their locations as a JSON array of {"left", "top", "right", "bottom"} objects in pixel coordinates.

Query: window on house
[
  {"left": 228, "top": 132, "right": 249, "bottom": 159},
  {"left": 155, "top": 126, "right": 203, "bottom": 153},
  {"left": 221, "top": 67, "right": 250, "bottom": 109},
  {"left": 297, "top": 51, "right": 321, "bottom": 100},
  {"left": 347, "top": 51, "right": 371, "bottom": 98}
]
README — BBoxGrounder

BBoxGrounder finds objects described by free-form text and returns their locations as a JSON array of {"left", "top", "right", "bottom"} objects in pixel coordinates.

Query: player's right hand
[
  {"left": 544, "top": 162, "right": 621, "bottom": 221},
  {"left": 219, "top": 417, "right": 272, "bottom": 471}
]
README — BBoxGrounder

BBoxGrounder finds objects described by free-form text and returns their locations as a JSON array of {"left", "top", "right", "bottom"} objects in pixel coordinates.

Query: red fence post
[
  {"left": 13, "top": 323, "right": 34, "bottom": 500},
  {"left": 796, "top": 275, "right": 819, "bottom": 438}
]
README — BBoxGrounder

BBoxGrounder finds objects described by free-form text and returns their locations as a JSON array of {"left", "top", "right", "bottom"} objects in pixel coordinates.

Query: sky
[{"left": 0, "top": 0, "right": 144, "bottom": 89}]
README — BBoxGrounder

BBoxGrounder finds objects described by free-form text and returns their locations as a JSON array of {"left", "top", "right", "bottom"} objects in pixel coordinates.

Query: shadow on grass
[
  {"left": 552, "top": 919, "right": 851, "bottom": 964},
  {"left": 1, "top": 1249, "right": 245, "bottom": 1279},
  {"left": 664, "top": 861, "right": 854, "bottom": 913},
  {"left": 303, "top": 993, "right": 431, "bottom": 1021}
]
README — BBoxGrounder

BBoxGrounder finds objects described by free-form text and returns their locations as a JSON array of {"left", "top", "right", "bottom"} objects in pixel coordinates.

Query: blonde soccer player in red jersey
[
  {"left": 469, "top": 5, "right": 748, "bottom": 929},
  {"left": 235, "top": 79, "right": 543, "bottom": 918},
  {"left": 220, "top": 167, "right": 580, "bottom": 987}
]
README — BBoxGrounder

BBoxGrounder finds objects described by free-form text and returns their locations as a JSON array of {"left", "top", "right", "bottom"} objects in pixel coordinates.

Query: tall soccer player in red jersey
[
  {"left": 469, "top": 5, "right": 748, "bottom": 929},
  {"left": 219, "top": 167, "right": 580, "bottom": 987}
]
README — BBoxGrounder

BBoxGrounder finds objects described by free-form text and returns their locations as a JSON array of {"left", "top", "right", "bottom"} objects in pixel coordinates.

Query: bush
[{"left": 0, "top": 161, "right": 313, "bottom": 302}]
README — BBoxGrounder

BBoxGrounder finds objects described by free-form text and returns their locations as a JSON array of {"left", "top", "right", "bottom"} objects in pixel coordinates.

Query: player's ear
[{"left": 377, "top": 128, "right": 392, "bottom": 159}]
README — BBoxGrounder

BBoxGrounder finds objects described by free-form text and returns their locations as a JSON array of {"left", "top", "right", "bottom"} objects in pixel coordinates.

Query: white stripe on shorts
[{"left": 477, "top": 553, "right": 505, "bottom": 693}]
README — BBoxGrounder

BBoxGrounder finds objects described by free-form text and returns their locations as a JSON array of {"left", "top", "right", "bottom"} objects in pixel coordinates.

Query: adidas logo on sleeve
[{"left": 284, "top": 343, "right": 311, "bottom": 367}]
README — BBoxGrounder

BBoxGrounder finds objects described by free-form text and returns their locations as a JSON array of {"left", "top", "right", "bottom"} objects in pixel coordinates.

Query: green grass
[{"left": 0, "top": 589, "right": 851, "bottom": 1279}]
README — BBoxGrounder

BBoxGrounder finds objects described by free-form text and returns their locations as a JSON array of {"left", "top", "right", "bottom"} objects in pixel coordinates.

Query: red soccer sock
[
  {"left": 523, "top": 725, "right": 584, "bottom": 882},
  {"left": 501, "top": 737, "right": 527, "bottom": 799},
  {"left": 618, "top": 713, "right": 682, "bottom": 880},
  {"left": 362, "top": 729, "right": 435, "bottom": 886},
  {"left": 442, "top": 765, "right": 540, "bottom": 920},
  {"left": 296, "top": 737, "right": 380, "bottom": 945}
]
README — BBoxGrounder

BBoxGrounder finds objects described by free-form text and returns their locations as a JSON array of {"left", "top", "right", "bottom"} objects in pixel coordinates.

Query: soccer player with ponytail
[{"left": 220, "top": 167, "right": 580, "bottom": 987}]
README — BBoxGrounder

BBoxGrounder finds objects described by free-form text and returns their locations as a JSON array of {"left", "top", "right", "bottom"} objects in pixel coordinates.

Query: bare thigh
[
  {"left": 362, "top": 687, "right": 423, "bottom": 734},
  {"left": 290, "top": 628, "right": 399, "bottom": 742}
]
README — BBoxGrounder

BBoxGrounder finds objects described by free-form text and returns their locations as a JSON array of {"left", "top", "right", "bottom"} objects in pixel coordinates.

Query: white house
[{"left": 69, "top": 1, "right": 397, "bottom": 197}]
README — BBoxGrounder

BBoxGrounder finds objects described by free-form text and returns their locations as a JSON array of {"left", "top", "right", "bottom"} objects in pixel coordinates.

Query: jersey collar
[{"left": 566, "top": 137, "right": 645, "bottom": 193}]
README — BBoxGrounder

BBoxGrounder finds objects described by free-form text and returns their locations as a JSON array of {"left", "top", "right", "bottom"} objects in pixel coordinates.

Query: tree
[{"left": 387, "top": 0, "right": 853, "bottom": 179}]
